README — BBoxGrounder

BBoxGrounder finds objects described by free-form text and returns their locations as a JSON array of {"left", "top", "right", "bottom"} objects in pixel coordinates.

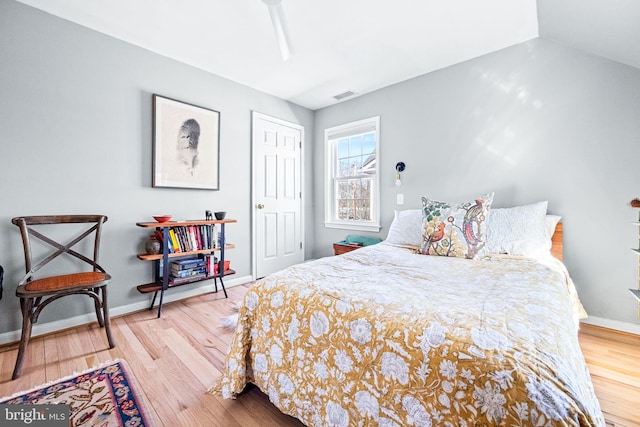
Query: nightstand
[{"left": 333, "top": 242, "right": 363, "bottom": 256}]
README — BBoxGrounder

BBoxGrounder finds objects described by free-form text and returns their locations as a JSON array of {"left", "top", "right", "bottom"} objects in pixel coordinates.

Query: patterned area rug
[{"left": 0, "top": 359, "right": 155, "bottom": 426}]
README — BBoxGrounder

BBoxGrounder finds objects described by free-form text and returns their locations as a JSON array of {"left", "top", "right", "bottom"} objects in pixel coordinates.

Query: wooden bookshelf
[{"left": 136, "top": 219, "right": 236, "bottom": 317}]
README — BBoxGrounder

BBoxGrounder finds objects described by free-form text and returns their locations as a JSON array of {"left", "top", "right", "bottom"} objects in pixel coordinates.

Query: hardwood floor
[
  {"left": 579, "top": 323, "right": 640, "bottom": 426},
  {"left": 0, "top": 283, "right": 638, "bottom": 426}
]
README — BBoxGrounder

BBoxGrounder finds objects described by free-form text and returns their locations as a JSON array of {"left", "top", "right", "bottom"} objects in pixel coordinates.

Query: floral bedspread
[{"left": 209, "top": 243, "right": 604, "bottom": 426}]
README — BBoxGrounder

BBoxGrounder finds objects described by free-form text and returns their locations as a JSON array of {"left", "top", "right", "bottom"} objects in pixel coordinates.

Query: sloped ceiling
[
  {"left": 14, "top": 0, "right": 640, "bottom": 110},
  {"left": 537, "top": 0, "right": 640, "bottom": 71}
]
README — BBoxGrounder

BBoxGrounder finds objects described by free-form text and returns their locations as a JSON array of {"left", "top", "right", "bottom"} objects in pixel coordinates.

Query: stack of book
[{"left": 169, "top": 258, "right": 207, "bottom": 285}]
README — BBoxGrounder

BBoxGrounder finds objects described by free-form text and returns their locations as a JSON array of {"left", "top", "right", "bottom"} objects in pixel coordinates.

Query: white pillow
[
  {"left": 545, "top": 214, "right": 562, "bottom": 238},
  {"left": 385, "top": 209, "right": 423, "bottom": 247},
  {"left": 485, "top": 201, "right": 550, "bottom": 258}
]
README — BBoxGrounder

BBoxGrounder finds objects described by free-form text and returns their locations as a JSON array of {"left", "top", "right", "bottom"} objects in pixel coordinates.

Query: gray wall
[
  {"left": 313, "top": 38, "right": 640, "bottom": 326},
  {"left": 0, "top": 1, "right": 314, "bottom": 338},
  {"left": 2, "top": 0, "right": 640, "bottom": 338}
]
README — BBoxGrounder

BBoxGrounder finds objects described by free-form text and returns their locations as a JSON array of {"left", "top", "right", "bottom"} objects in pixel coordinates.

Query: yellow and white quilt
[{"left": 210, "top": 243, "right": 604, "bottom": 426}]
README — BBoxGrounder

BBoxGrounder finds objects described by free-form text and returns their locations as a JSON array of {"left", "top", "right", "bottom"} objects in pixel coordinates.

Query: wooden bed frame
[{"left": 551, "top": 222, "right": 563, "bottom": 261}]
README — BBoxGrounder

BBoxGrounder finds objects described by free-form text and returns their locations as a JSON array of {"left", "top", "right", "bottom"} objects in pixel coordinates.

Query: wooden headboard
[{"left": 551, "top": 222, "right": 563, "bottom": 261}]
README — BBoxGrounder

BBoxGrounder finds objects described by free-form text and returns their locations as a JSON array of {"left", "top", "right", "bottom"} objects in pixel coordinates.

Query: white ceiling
[{"left": 16, "top": 0, "right": 540, "bottom": 110}]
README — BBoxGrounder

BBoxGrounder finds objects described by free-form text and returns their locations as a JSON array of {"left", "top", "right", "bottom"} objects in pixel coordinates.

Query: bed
[{"left": 210, "top": 199, "right": 605, "bottom": 426}]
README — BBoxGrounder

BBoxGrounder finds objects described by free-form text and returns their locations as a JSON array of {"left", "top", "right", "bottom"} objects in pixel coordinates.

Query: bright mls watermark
[{"left": 0, "top": 405, "right": 69, "bottom": 426}]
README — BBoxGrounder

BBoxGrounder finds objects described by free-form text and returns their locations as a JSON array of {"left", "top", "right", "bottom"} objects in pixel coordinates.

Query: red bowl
[{"left": 153, "top": 215, "right": 172, "bottom": 223}]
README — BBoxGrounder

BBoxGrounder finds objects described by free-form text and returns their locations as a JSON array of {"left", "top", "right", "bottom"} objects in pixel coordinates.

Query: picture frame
[{"left": 152, "top": 94, "right": 220, "bottom": 190}]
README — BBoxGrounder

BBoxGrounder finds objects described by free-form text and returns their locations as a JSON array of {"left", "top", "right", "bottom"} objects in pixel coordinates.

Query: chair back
[{"left": 12, "top": 215, "right": 108, "bottom": 286}]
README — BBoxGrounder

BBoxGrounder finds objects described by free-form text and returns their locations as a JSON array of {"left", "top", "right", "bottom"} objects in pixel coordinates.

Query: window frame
[{"left": 324, "top": 116, "right": 381, "bottom": 232}]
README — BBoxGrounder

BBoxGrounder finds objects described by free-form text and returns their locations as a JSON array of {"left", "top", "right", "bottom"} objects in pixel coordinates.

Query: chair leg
[
  {"left": 12, "top": 297, "right": 34, "bottom": 380},
  {"left": 93, "top": 287, "right": 105, "bottom": 328},
  {"left": 101, "top": 286, "right": 115, "bottom": 349}
]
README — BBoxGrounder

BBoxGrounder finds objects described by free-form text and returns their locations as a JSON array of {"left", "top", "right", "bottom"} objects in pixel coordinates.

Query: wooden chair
[{"left": 11, "top": 215, "right": 115, "bottom": 379}]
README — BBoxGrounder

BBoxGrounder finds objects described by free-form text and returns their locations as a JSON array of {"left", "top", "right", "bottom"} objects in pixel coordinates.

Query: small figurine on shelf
[{"left": 205, "top": 210, "right": 213, "bottom": 221}]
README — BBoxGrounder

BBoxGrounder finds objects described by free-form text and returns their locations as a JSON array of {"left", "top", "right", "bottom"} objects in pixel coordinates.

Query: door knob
[{"left": 257, "top": 203, "right": 265, "bottom": 209}]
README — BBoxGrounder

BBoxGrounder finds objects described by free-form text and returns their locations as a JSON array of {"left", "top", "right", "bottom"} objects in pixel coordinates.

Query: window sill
[{"left": 324, "top": 221, "right": 381, "bottom": 233}]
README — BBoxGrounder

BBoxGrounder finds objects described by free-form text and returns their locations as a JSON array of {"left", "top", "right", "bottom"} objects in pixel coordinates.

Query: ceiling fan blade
[{"left": 263, "top": 0, "right": 291, "bottom": 61}]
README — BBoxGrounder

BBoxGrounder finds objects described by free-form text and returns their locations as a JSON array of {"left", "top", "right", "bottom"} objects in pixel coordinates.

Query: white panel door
[{"left": 253, "top": 112, "right": 304, "bottom": 278}]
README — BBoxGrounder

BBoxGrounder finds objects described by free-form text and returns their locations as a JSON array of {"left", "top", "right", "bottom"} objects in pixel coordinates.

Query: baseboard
[
  {"left": 580, "top": 315, "right": 640, "bottom": 336},
  {"left": 0, "top": 275, "right": 252, "bottom": 346},
  {"left": 6, "top": 284, "right": 635, "bottom": 346}
]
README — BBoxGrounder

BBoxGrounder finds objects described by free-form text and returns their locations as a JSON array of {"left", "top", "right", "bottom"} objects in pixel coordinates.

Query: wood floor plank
[
  {"left": 0, "top": 284, "right": 637, "bottom": 427},
  {"left": 112, "top": 317, "right": 157, "bottom": 371},
  {"left": 43, "top": 333, "right": 62, "bottom": 382},
  {"left": 162, "top": 327, "right": 221, "bottom": 387}
]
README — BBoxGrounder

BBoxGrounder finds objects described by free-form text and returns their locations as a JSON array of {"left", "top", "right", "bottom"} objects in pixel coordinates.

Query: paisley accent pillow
[{"left": 420, "top": 192, "right": 494, "bottom": 259}]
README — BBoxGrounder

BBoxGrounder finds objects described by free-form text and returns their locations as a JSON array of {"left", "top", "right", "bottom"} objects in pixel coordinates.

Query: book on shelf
[
  {"left": 176, "top": 227, "right": 189, "bottom": 252},
  {"left": 171, "top": 258, "right": 205, "bottom": 270},
  {"left": 171, "top": 267, "right": 207, "bottom": 278},
  {"left": 173, "top": 257, "right": 200, "bottom": 264},
  {"left": 172, "top": 257, "right": 204, "bottom": 265},
  {"left": 170, "top": 264, "right": 205, "bottom": 275},
  {"left": 201, "top": 224, "right": 210, "bottom": 249},
  {"left": 168, "top": 229, "right": 180, "bottom": 252},
  {"left": 197, "top": 225, "right": 204, "bottom": 249},
  {"left": 201, "top": 254, "right": 218, "bottom": 276},
  {"left": 171, "top": 227, "right": 181, "bottom": 252},
  {"left": 187, "top": 226, "right": 198, "bottom": 251},
  {"left": 169, "top": 272, "right": 208, "bottom": 285},
  {"left": 171, "top": 263, "right": 204, "bottom": 272},
  {"left": 190, "top": 226, "right": 197, "bottom": 250}
]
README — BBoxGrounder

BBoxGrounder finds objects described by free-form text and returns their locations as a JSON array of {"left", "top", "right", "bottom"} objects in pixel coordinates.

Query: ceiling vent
[{"left": 333, "top": 91, "right": 355, "bottom": 100}]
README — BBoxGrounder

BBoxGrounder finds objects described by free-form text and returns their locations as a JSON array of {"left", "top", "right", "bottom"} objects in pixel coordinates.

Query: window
[{"left": 324, "top": 116, "right": 380, "bottom": 232}]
